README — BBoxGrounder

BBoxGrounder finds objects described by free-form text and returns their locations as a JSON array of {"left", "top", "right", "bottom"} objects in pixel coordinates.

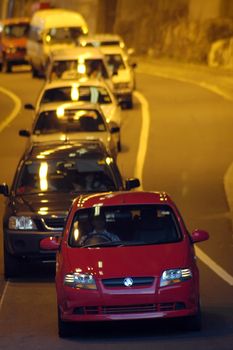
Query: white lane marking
[
  {"left": 133, "top": 91, "right": 150, "bottom": 190},
  {"left": 136, "top": 65, "right": 233, "bottom": 101},
  {"left": 0, "top": 87, "right": 21, "bottom": 133},
  {"left": 0, "top": 281, "right": 9, "bottom": 311},
  {"left": 135, "top": 89, "right": 233, "bottom": 286},
  {"left": 195, "top": 247, "right": 233, "bottom": 286}
]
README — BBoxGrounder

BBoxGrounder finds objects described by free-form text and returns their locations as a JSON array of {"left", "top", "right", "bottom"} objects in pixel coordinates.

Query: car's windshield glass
[
  {"left": 41, "top": 86, "right": 112, "bottom": 105},
  {"left": 34, "top": 108, "right": 106, "bottom": 134},
  {"left": 50, "top": 59, "right": 109, "bottom": 80},
  {"left": 15, "top": 157, "right": 118, "bottom": 194},
  {"left": 3, "top": 23, "right": 29, "bottom": 38},
  {"left": 69, "top": 205, "right": 182, "bottom": 247},
  {"left": 45, "top": 27, "right": 83, "bottom": 45},
  {"left": 105, "top": 54, "right": 126, "bottom": 73}
]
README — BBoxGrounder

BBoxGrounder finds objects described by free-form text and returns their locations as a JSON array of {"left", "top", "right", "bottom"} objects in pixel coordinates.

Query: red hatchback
[{"left": 41, "top": 191, "right": 209, "bottom": 337}]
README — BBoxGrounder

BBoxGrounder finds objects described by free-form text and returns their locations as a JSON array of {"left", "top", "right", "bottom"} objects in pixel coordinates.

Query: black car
[{"left": 0, "top": 140, "right": 140, "bottom": 278}]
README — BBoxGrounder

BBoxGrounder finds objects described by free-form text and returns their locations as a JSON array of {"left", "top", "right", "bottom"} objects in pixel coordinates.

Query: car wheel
[
  {"left": 4, "top": 248, "right": 20, "bottom": 279},
  {"left": 31, "top": 65, "right": 39, "bottom": 78},
  {"left": 58, "top": 306, "right": 73, "bottom": 338},
  {"left": 117, "top": 139, "right": 122, "bottom": 152},
  {"left": 126, "top": 96, "right": 133, "bottom": 109},
  {"left": 2, "top": 58, "right": 12, "bottom": 73},
  {"left": 183, "top": 302, "right": 202, "bottom": 331}
]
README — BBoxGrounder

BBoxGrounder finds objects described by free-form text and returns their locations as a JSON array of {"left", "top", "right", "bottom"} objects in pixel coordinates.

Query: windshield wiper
[{"left": 81, "top": 241, "right": 125, "bottom": 248}]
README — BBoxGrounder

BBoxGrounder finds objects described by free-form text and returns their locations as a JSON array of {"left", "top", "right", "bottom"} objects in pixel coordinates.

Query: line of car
[{"left": 0, "top": 8, "right": 210, "bottom": 338}]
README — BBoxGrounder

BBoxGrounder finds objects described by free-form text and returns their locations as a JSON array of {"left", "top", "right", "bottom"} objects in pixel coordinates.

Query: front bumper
[
  {"left": 59, "top": 279, "right": 199, "bottom": 322},
  {"left": 4, "top": 229, "right": 60, "bottom": 261}
]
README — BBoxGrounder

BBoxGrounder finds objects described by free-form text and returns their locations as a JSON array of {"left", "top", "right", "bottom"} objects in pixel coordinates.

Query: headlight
[
  {"left": 160, "top": 268, "right": 192, "bottom": 287},
  {"left": 9, "top": 216, "right": 37, "bottom": 230},
  {"left": 6, "top": 47, "right": 16, "bottom": 54},
  {"left": 64, "top": 273, "right": 97, "bottom": 290}
]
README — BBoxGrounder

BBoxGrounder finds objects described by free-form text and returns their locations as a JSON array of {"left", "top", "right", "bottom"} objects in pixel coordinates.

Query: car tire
[
  {"left": 4, "top": 247, "right": 20, "bottom": 279},
  {"left": 58, "top": 306, "right": 73, "bottom": 338},
  {"left": 31, "top": 65, "right": 39, "bottom": 78},
  {"left": 183, "top": 303, "right": 202, "bottom": 331},
  {"left": 126, "top": 96, "right": 133, "bottom": 109},
  {"left": 117, "top": 137, "right": 122, "bottom": 152},
  {"left": 2, "top": 58, "right": 12, "bottom": 73}
]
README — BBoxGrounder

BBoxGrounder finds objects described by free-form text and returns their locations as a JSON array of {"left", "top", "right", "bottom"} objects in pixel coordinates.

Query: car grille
[
  {"left": 41, "top": 217, "right": 65, "bottom": 231},
  {"left": 73, "top": 302, "right": 186, "bottom": 315},
  {"left": 102, "top": 277, "right": 154, "bottom": 287}
]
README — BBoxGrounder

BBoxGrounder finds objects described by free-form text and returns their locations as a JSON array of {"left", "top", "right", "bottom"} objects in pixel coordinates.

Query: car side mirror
[
  {"left": 40, "top": 236, "right": 61, "bottom": 251},
  {"left": 131, "top": 62, "right": 137, "bottom": 69},
  {"left": 125, "top": 178, "right": 140, "bottom": 190},
  {"left": 191, "top": 229, "right": 209, "bottom": 243},
  {"left": 109, "top": 121, "right": 120, "bottom": 134},
  {"left": 0, "top": 183, "right": 9, "bottom": 196},
  {"left": 19, "top": 129, "right": 31, "bottom": 137},
  {"left": 24, "top": 103, "right": 35, "bottom": 110}
]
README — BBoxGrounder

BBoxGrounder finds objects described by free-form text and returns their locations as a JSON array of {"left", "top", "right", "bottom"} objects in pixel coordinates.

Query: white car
[
  {"left": 78, "top": 33, "right": 135, "bottom": 56},
  {"left": 100, "top": 46, "right": 137, "bottom": 109},
  {"left": 46, "top": 47, "right": 113, "bottom": 90},
  {"left": 24, "top": 78, "right": 122, "bottom": 150},
  {"left": 19, "top": 102, "right": 119, "bottom": 159}
]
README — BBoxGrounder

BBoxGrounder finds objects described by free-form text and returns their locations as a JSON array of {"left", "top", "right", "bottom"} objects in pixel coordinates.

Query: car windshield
[
  {"left": 3, "top": 23, "right": 29, "bottom": 38},
  {"left": 105, "top": 54, "right": 126, "bottom": 73},
  {"left": 34, "top": 108, "right": 106, "bottom": 134},
  {"left": 45, "top": 27, "right": 84, "bottom": 45},
  {"left": 50, "top": 59, "right": 109, "bottom": 80},
  {"left": 15, "top": 157, "right": 118, "bottom": 194},
  {"left": 69, "top": 205, "right": 182, "bottom": 247},
  {"left": 41, "top": 86, "right": 112, "bottom": 105}
]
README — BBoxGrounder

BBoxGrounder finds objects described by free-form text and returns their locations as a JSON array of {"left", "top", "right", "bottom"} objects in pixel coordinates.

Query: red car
[
  {"left": 40, "top": 191, "right": 209, "bottom": 337},
  {"left": 0, "top": 17, "right": 29, "bottom": 72}
]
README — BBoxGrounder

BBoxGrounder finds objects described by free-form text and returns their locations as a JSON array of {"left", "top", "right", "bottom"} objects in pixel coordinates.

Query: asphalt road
[{"left": 0, "top": 65, "right": 232, "bottom": 349}]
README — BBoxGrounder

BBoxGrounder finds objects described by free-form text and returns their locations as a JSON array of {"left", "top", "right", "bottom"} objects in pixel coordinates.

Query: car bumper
[
  {"left": 4, "top": 229, "right": 59, "bottom": 261},
  {"left": 59, "top": 280, "right": 199, "bottom": 322}
]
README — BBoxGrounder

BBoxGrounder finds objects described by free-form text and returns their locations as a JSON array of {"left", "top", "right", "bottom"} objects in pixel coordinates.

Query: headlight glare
[
  {"left": 64, "top": 273, "right": 97, "bottom": 290},
  {"left": 9, "top": 216, "right": 37, "bottom": 230},
  {"left": 160, "top": 268, "right": 192, "bottom": 287}
]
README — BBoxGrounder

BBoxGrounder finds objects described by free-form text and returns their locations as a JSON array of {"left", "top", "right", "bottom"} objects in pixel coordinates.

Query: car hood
[
  {"left": 3, "top": 37, "right": 27, "bottom": 48},
  {"left": 65, "top": 243, "right": 188, "bottom": 277},
  {"left": 31, "top": 132, "right": 109, "bottom": 145},
  {"left": 11, "top": 192, "right": 77, "bottom": 216},
  {"left": 112, "top": 69, "right": 131, "bottom": 84},
  {"left": 101, "top": 104, "right": 120, "bottom": 125}
]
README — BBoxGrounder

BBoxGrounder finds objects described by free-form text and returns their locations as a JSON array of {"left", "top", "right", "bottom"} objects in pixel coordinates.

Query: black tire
[
  {"left": 58, "top": 306, "right": 73, "bottom": 338},
  {"left": 2, "top": 58, "right": 12, "bottom": 73},
  {"left": 126, "top": 96, "right": 133, "bottom": 109},
  {"left": 183, "top": 303, "right": 202, "bottom": 331},
  {"left": 117, "top": 138, "right": 122, "bottom": 152},
  {"left": 31, "top": 65, "right": 40, "bottom": 78},
  {"left": 4, "top": 248, "right": 20, "bottom": 279}
]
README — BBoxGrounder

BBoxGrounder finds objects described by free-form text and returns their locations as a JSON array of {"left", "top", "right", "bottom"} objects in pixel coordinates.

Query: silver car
[{"left": 19, "top": 101, "right": 119, "bottom": 159}]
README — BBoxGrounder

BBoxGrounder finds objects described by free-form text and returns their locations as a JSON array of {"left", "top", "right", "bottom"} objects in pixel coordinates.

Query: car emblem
[{"left": 123, "top": 277, "right": 133, "bottom": 287}]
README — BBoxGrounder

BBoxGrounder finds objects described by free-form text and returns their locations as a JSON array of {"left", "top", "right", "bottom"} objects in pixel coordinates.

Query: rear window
[
  {"left": 69, "top": 205, "right": 183, "bottom": 247},
  {"left": 41, "top": 86, "right": 112, "bottom": 105},
  {"left": 34, "top": 108, "right": 106, "bottom": 134}
]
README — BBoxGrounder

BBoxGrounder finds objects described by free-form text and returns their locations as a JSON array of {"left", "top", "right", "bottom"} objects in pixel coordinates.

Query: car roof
[
  {"left": 37, "top": 101, "right": 103, "bottom": 113},
  {"left": 79, "top": 34, "right": 124, "bottom": 45},
  {"left": 51, "top": 47, "right": 105, "bottom": 60},
  {"left": 24, "top": 140, "right": 110, "bottom": 160},
  {"left": 1, "top": 17, "right": 30, "bottom": 25},
  {"left": 72, "top": 191, "right": 175, "bottom": 209}
]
